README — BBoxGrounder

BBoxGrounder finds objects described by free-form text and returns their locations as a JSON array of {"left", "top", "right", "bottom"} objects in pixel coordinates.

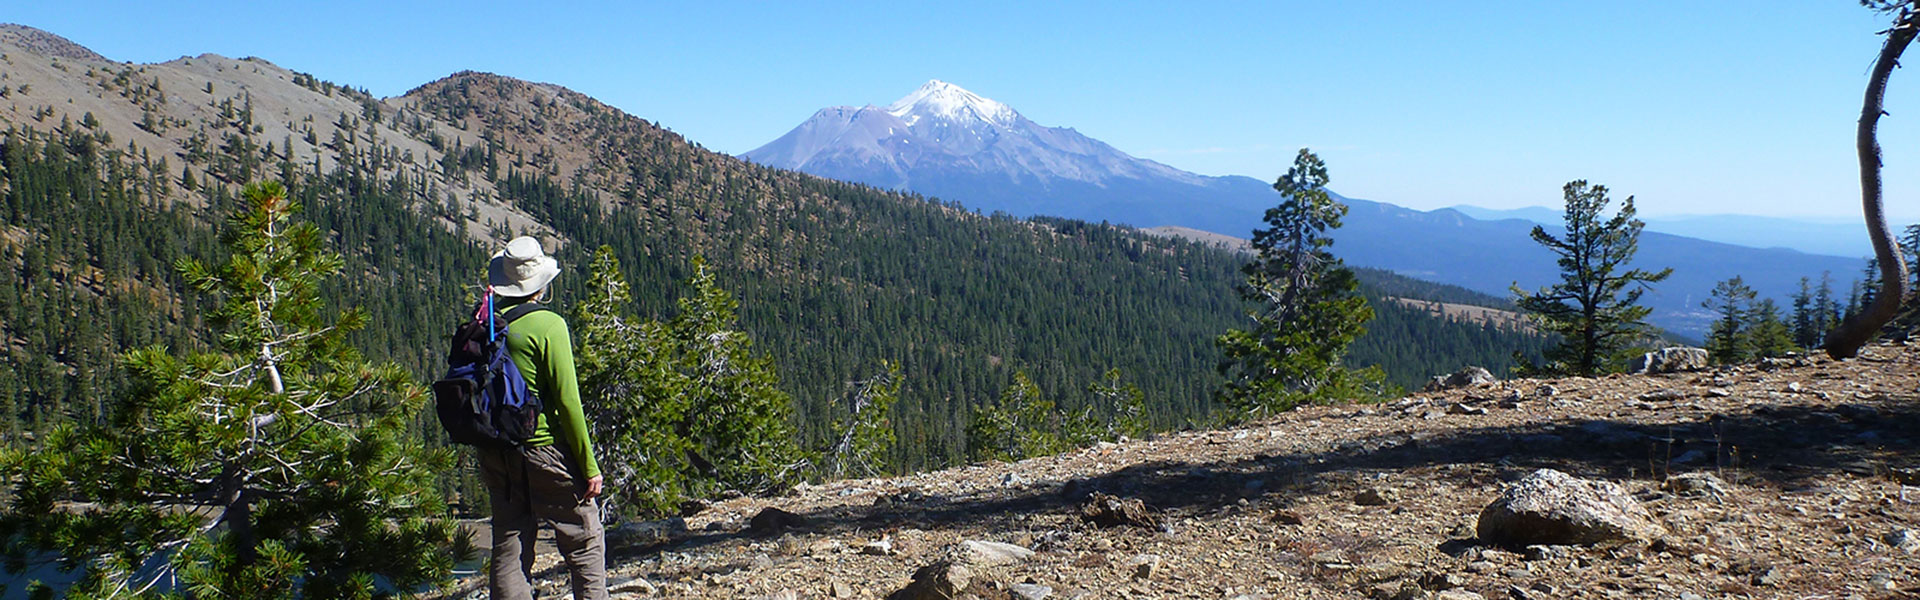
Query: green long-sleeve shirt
[{"left": 496, "top": 299, "right": 601, "bottom": 479}]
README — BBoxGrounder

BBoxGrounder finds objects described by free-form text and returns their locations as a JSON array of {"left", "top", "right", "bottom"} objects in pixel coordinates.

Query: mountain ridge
[{"left": 0, "top": 27, "right": 1552, "bottom": 473}]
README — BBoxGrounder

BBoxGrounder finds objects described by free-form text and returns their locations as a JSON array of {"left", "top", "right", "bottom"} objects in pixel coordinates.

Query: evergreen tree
[
  {"left": 966, "top": 371, "right": 1078, "bottom": 462},
  {"left": 1216, "top": 148, "right": 1382, "bottom": 416},
  {"left": 574, "top": 248, "right": 803, "bottom": 519},
  {"left": 1513, "top": 180, "right": 1672, "bottom": 375},
  {"left": 1705, "top": 276, "right": 1757, "bottom": 364},
  {"left": 1086, "top": 368, "right": 1148, "bottom": 440},
  {"left": 1748, "top": 298, "right": 1799, "bottom": 359},
  {"left": 1815, "top": 271, "right": 1841, "bottom": 339},
  {"left": 0, "top": 182, "right": 457, "bottom": 598},
  {"left": 1791, "top": 276, "right": 1819, "bottom": 348}
]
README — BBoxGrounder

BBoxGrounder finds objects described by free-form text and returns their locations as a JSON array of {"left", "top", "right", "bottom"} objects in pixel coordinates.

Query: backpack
[{"left": 432, "top": 295, "right": 549, "bottom": 447}]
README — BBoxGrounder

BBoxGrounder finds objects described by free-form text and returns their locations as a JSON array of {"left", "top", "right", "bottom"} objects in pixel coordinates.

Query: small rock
[
  {"left": 1081, "top": 492, "right": 1160, "bottom": 528},
  {"left": 876, "top": 487, "right": 929, "bottom": 506},
  {"left": 1752, "top": 566, "right": 1785, "bottom": 587},
  {"left": 607, "top": 517, "right": 687, "bottom": 546},
  {"left": 757, "top": 590, "right": 799, "bottom": 600},
  {"left": 1435, "top": 591, "right": 1487, "bottom": 600},
  {"left": 608, "top": 575, "right": 657, "bottom": 595},
  {"left": 957, "top": 540, "right": 1035, "bottom": 566},
  {"left": 863, "top": 538, "right": 896, "bottom": 556},
  {"left": 1637, "top": 388, "right": 1685, "bottom": 402},
  {"left": 1354, "top": 488, "right": 1401, "bottom": 506},
  {"left": 1888, "top": 467, "right": 1920, "bottom": 486},
  {"left": 1010, "top": 583, "right": 1053, "bottom": 600},
  {"left": 1786, "top": 381, "right": 1805, "bottom": 393},
  {"left": 808, "top": 538, "right": 846, "bottom": 557},
  {"left": 889, "top": 561, "right": 972, "bottom": 600},
  {"left": 1871, "top": 573, "right": 1900, "bottom": 592},
  {"left": 1885, "top": 528, "right": 1920, "bottom": 553},
  {"left": 1663, "top": 472, "right": 1730, "bottom": 498},
  {"left": 748, "top": 507, "right": 811, "bottom": 536},
  {"left": 1002, "top": 472, "right": 1028, "bottom": 487},
  {"left": 1127, "top": 554, "right": 1162, "bottom": 580},
  {"left": 1371, "top": 582, "right": 1424, "bottom": 600},
  {"left": 830, "top": 580, "right": 856, "bottom": 598},
  {"left": 776, "top": 533, "right": 805, "bottom": 556},
  {"left": 1706, "top": 388, "right": 1731, "bottom": 397},
  {"left": 1523, "top": 545, "right": 1570, "bottom": 561},
  {"left": 1270, "top": 510, "right": 1304, "bottom": 525},
  {"left": 1420, "top": 571, "right": 1466, "bottom": 590},
  {"left": 1447, "top": 403, "right": 1489, "bottom": 416}
]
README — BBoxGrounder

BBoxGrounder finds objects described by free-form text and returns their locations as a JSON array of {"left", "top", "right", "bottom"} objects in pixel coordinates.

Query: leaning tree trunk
[{"left": 1826, "top": 12, "right": 1920, "bottom": 359}]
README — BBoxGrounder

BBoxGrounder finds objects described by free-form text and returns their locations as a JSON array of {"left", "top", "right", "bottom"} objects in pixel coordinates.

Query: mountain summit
[
  {"left": 885, "top": 79, "right": 1017, "bottom": 126},
  {"left": 742, "top": 79, "right": 1243, "bottom": 223}
]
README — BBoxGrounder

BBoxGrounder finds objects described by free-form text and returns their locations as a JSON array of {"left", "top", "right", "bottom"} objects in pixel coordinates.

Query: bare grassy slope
[{"left": 0, "top": 27, "right": 548, "bottom": 240}]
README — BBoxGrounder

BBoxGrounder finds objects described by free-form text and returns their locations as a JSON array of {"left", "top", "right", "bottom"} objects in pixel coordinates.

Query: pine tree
[
  {"left": 967, "top": 371, "right": 1074, "bottom": 462},
  {"left": 0, "top": 182, "right": 457, "bottom": 598},
  {"left": 1705, "top": 276, "right": 1757, "bottom": 364},
  {"left": 1791, "top": 276, "right": 1819, "bottom": 348},
  {"left": 574, "top": 248, "right": 803, "bottom": 519},
  {"left": 1087, "top": 368, "right": 1148, "bottom": 440},
  {"left": 1513, "top": 180, "right": 1672, "bottom": 375},
  {"left": 1216, "top": 148, "right": 1383, "bottom": 416},
  {"left": 1748, "top": 299, "right": 1799, "bottom": 359}
]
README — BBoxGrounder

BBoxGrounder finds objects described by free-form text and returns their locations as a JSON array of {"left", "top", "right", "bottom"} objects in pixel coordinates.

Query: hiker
[{"left": 480, "top": 236, "right": 607, "bottom": 600}]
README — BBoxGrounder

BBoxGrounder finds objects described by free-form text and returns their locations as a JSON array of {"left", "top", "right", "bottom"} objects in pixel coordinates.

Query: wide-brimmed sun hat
[{"left": 488, "top": 236, "right": 559, "bottom": 298}]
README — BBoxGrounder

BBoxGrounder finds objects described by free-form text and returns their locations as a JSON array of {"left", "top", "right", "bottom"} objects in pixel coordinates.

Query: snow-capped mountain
[
  {"left": 744, "top": 80, "right": 1864, "bottom": 338},
  {"left": 743, "top": 80, "right": 1266, "bottom": 232}
]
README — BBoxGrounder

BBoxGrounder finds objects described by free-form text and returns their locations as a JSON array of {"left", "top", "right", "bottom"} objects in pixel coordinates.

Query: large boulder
[
  {"left": 1424, "top": 366, "right": 1496, "bottom": 392},
  {"left": 1628, "top": 347, "right": 1709, "bottom": 374},
  {"left": 1476, "top": 469, "right": 1667, "bottom": 546}
]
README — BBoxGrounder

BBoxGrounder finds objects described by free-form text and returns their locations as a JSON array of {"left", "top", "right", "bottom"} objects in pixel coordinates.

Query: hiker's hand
[{"left": 585, "top": 475, "right": 603, "bottom": 500}]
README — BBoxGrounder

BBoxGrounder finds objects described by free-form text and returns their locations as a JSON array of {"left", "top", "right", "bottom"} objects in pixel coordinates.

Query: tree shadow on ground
[{"left": 622, "top": 393, "right": 1920, "bottom": 562}]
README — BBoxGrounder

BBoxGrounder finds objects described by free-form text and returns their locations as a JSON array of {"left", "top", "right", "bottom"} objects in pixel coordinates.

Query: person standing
[{"left": 480, "top": 236, "right": 607, "bottom": 600}]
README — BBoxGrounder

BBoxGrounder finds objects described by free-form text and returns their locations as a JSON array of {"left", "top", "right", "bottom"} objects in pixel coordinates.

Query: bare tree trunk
[{"left": 1827, "top": 12, "right": 1919, "bottom": 359}]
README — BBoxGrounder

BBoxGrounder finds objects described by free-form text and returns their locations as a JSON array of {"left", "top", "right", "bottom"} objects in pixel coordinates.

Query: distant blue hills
[
  {"left": 746, "top": 81, "right": 1868, "bottom": 338},
  {"left": 1451, "top": 205, "right": 1881, "bottom": 259}
]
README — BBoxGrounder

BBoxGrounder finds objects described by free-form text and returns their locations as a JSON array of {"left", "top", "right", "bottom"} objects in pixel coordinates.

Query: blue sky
[{"left": 9, "top": 2, "right": 1917, "bottom": 220}]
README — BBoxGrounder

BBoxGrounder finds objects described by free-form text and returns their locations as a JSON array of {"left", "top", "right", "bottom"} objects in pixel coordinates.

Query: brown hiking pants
[{"left": 480, "top": 444, "right": 608, "bottom": 600}]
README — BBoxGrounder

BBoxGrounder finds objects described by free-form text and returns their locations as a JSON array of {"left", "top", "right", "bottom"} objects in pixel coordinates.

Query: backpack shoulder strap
[{"left": 500, "top": 302, "right": 551, "bottom": 324}]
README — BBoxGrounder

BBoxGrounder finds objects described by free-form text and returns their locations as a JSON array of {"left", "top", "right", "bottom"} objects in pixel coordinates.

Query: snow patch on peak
[{"left": 886, "top": 79, "right": 1017, "bottom": 127}]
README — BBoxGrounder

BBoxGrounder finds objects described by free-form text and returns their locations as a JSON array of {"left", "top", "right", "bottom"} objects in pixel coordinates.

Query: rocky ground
[{"left": 472, "top": 344, "right": 1920, "bottom": 599}]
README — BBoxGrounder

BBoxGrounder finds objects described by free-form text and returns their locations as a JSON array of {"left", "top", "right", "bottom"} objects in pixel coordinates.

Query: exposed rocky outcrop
[
  {"left": 1424, "top": 366, "right": 1496, "bottom": 391},
  {"left": 1628, "top": 347, "right": 1709, "bottom": 374},
  {"left": 485, "top": 344, "right": 1920, "bottom": 598}
]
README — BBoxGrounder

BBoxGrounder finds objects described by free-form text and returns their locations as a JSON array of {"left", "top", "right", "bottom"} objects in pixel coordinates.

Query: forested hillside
[{"left": 0, "top": 33, "right": 1549, "bottom": 473}]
